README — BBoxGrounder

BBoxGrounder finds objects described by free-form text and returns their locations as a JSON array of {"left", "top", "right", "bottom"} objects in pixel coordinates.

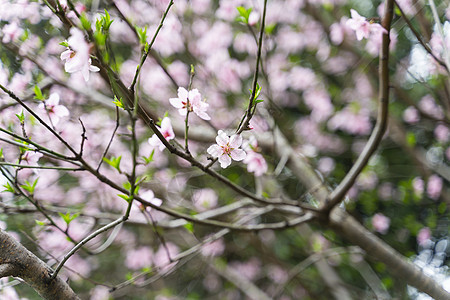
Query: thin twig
[
  {"left": 237, "top": 0, "right": 267, "bottom": 134},
  {"left": 129, "top": 0, "right": 174, "bottom": 94}
]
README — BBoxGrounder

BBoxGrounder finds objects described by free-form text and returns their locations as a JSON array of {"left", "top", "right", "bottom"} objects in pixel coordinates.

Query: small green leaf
[
  {"left": 0, "top": 148, "right": 3, "bottom": 158},
  {"left": 113, "top": 95, "right": 125, "bottom": 109},
  {"left": 16, "top": 110, "right": 25, "bottom": 124},
  {"left": 34, "top": 85, "right": 44, "bottom": 100},
  {"left": 21, "top": 178, "right": 39, "bottom": 194},
  {"left": 184, "top": 222, "right": 194, "bottom": 233},
  {"left": 265, "top": 23, "right": 276, "bottom": 35},
  {"left": 2, "top": 182, "right": 15, "bottom": 193},
  {"left": 255, "top": 99, "right": 264, "bottom": 104},
  {"left": 136, "top": 26, "right": 148, "bottom": 45},
  {"left": 103, "top": 156, "right": 122, "bottom": 173},
  {"left": 59, "top": 41, "right": 69, "bottom": 47},
  {"left": 236, "top": 6, "right": 252, "bottom": 24},
  {"left": 35, "top": 220, "right": 46, "bottom": 226},
  {"left": 80, "top": 12, "right": 91, "bottom": 31},
  {"left": 406, "top": 132, "right": 416, "bottom": 147},
  {"left": 59, "top": 212, "right": 80, "bottom": 225},
  {"left": 142, "top": 149, "right": 155, "bottom": 165},
  {"left": 118, "top": 193, "right": 131, "bottom": 202},
  {"left": 144, "top": 42, "right": 149, "bottom": 53}
]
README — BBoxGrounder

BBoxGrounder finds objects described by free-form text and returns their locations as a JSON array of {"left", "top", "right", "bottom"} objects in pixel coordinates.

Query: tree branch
[{"left": 0, "top": 229, "right": 79, "bottom": 299}]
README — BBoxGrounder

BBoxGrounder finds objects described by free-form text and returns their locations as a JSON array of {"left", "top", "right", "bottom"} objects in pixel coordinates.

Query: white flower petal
[
  {"left": 216, "top": 130, "right": 229, "bottom": 146},
  {"left": 207, "top": 144, "right": 222, "bottom": 158},
  {"left": 219, "top": 154, "right": 231, "bottom": 168},
  {"left": 230, "top": 149, "right": 246, "bottom": 161},
  {"left": 229, "top": 134, "right": 242, "bottom": 148}
]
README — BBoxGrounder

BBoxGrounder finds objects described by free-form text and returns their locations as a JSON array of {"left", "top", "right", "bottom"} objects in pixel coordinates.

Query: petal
[
  {"left": 169, "top": 97, "right": 184, "bottom": 109},
  {"left": 196, "top": 111, "right": 211, "bottom": 120},
  {"left": 216, "top": 130, "right": 229, "bottom": 146},
  {"left": 60, "top": 49, "right": 72, "bottom": 60},
  {"left": 54, "top": 105, "right": 70, "bottom": 117},
  {"left": 230, "top": 149, "right": 246, "bottom": 161},
  {"left": 89, "top": 65, "right": 100, "bottom": 72},
  {"left": 207, "top": 144, "right": 222, "bottom": 158},
  {"left": 229, "top": 134, "right": 242, "bottom": 148},
  {"left": 177, "top": 87, "right": 188, "bottom": 101},
  {"left": 188, "top": 89, "right": 201, "bottom": 103},
  {"left": 218, "top": 154, "right": 231, "bottom": 168}
]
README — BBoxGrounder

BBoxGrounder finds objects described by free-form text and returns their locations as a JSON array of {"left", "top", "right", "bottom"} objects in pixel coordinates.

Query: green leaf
[
  {"left": 406, "top": 132, "right": 416, "bottom": 147},
  {"left": 0, "top": 148, "right": 3, "bottom": 158},
  {"left": 21, "top": 178, "right": 39, "bottom": 194},
  {"left": 35, "top": 220, "right": 46, "bottom": 226},
  {"left": 102, "top": 156, "right": 122, "bottom": 173},
  {"left": 16, "top": 110, "right": 25, "bottom": 124},
  {"left": 142, "top": 149, "right": 155, "bottom": 165},
  {"left": 103, "top": 9, "right": 114, "bottom": 30},
  {"left": 118, "top": 193, "right": 131, "bottom": 202},
  {"left": 80, "top": 12, "right": 91, "bottom": 31},
  {"left": 34, "top": 85, "right": 44, "bottom": 100},
  {"left": 136, "top": 26, "right": 148, "bottom": 45},
  {"left": 59, "top": 41, "right": 69, "bottom": 47},
  {"left": 184, "top": 222, "right": 194, "bottom": 233},
  {"left": 265, "top": 23, "right": 276, "bottom": 35},
  {"left": 113, "top": 95, "right": 125, "bottom": 109},
  {"left": 59, "top": 212, "right": 80, "bottom": 225},
  {"left": 2, "top": 182, "right": 15, "bottom": 193}
]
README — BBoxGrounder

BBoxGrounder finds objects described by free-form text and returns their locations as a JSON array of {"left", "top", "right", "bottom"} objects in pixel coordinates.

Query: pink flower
[
  {"left": 60, "top": 28, "right": 99, "bottom": 81},
  {"left": 169, "top": 87, "right": 210, "bottom": 120},
  {"left": 417, "top": 227, "right": 431, "bottom": 246},
  {"left": 148, "top": 117, "right": 175, "bottom": 151},
  {"left": 125, "top": 246, "right": 153, "bottom": 270},
  {"left": 207, "top": 130, "right": 246, "bottom": 168},
  {"left": 2, "top": 22, "right": 23, "bottom": 43},
  {"left": 192, "top": 188, "right": 218, "bottom": 211},
  {"left": 21, "top": 151, "right": 43, "bottom": 165},
  {"left": 38, "top": 93, "right": 69, "bottom": 125},
  {"left": 201, "top": 237, "right": 225, "bottom": 257},
  {"left": 242, "top": 136, "right": 267, "bottom": 176},
  {"left": 372, "top": 213, "right": 390, "bottom": 234},
  {"left": 346, "top": 9, "right": 387, "bottom": 41},
  {"left": 427, "top": 175, "right": 443, "bottom": 200}
]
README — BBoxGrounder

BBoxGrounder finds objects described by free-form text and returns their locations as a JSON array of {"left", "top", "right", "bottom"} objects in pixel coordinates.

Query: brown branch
[
  {"left": 322, "top": 0, "right": 394, "bottom": 212},
  {"left": 0, "top": 229, "right": 79, "bottom": 299}
]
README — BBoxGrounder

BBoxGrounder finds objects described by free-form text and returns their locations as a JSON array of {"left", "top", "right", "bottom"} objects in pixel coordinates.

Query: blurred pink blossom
[
  {"left": 427, "top": 175, "right": 443, "bottom": 200},
  {"left": 243, "top": 152, "right": 267, "bottom": 176},
  {"left": 412, "top": 177, "right": 424, "bottom": 196},
  {"left": 346, "top": 9, "right": 387, "bottom": 41},
  {"left": 201, "top": 237, "right": 225, "bottom": 257},
  {"left": 125, "top": 246, "right": 153, "bottom": 270},
  {"left": 372, "top": 213, "right": 390, "bottom": 234},
  {"left": 403, "top": 106, "right": 420, "bottom": 123},
  {"left": 317, "top": 157, "right": 335, "bottom": 175},
  {"left": 207, "top": 130, "right": 246, "bottom": 168},
  {"left": 38, "top": 93, "right": 69, "bottom": 125},
  {"left": 90, "top": 286, "right": 110, "bottom": 300},
  {"left": 192, "top": 188, "right": 218, "bottom": 211},
  {"left": 434, "top": 124, "right": 449, "bottom": 143},
  {"left": 169, "top": 87, "right": 210, "bottom": 120},
  {"left": 248, "top": 11, "right": 259, "bottom": 26},
  {"left": 21, "top": 151, "right": 43, "bottom": 165},
  {"left": 60, "top": 28, "right": 99, "bottom": 81},
  {"left": 417, "top": 227, "right": 432, "bottom": 246},
  {"left": 229, "top": 258, "right": 261, "bottom": 281},
  {"left": 2, "top": 21, "right": 23, "bottom": 43},
  {"left": 148, "top": 117, "right": 175, "bottom": 151},
  {"left": 419, "top": 95, "right": 444, "bottom": 119}
]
